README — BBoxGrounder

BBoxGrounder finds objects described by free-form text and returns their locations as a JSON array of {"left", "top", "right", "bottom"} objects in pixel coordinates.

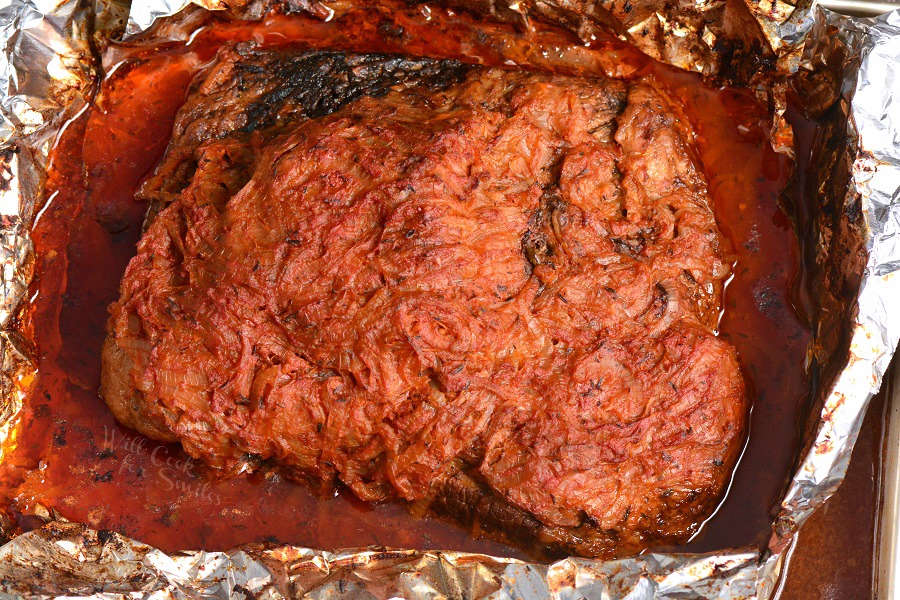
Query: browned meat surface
[{"left": 102, "top": 44, "right": 746, "bottom": 558}]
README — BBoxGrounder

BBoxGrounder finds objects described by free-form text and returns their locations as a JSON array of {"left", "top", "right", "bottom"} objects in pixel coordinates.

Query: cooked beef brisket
[{"left": 102, "top": 43, "right": 746, "bottom": 558}]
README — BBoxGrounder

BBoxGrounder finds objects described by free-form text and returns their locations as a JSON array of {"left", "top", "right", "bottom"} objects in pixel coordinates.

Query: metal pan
[
  {"left": 818, "top": 0, "right": 897, "bottom": 15},
  {"left": 878, "top": 364, "right": 899, "bottom": 599}
]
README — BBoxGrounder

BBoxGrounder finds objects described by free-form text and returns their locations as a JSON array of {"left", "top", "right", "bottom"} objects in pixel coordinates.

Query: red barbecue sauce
[{"left": 0, "top": 2, "right": 811, "bottom": 558}]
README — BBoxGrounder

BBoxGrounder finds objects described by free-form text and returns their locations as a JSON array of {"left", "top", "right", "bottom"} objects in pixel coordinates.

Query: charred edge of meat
[
  {"left": 431, "top": 467, "right": 627, "bottom": 561},
  {"left": 139, "top": 46, "right": 468, "bottom": 228},
  {"left": 239, "top": 51, "right": 470, "bottom": 133},
  {"left": 431, "top": 463, "right": 722, "bottom": 559}
]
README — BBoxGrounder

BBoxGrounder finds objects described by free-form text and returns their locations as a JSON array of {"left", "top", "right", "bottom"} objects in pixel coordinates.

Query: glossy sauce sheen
[{"left": 0, "top": 4, "right": 810, "bottom": 557}]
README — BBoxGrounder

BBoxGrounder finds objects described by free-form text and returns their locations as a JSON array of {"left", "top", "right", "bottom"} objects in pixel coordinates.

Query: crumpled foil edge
[
  {"left": 0, "top": 519, "right": 773, "bottom": 599},
  {"left": 0, "top": 1, "right": 897, "bottom": 598},
  {"left": 772, "top": 8, "right": 900, "bottom": 551}
]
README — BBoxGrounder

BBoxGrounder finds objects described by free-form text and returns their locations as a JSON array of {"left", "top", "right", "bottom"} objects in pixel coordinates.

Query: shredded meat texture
[{"left": 102, "top": 44, "right": 747, "bottom": 558}]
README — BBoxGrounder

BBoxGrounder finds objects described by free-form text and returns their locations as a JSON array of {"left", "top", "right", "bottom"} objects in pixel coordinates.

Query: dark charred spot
[
  {"left": 522, "top": 229, "right": 554, "bottom": 268},
  {"left": 651, "top": 283, "right": 669, "bottom": 318},
  {"left": 612, "top": 236, "right": 643, "bottom": 256},
  {"left": 523, "top": 188, "right": 569, "bottom": 269},
  {"left": 97, "top": 529, "right": 114, "bottom": 545}
]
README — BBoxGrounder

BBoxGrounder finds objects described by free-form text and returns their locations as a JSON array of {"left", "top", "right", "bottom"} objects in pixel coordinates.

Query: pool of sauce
[{"left": 0, "top": 2, "right": 813, "bottom": 558}]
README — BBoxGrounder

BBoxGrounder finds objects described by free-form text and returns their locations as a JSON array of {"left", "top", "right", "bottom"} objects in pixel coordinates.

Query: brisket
[{"left": 102, "top": 43, "right": 746, "bottom": 558}]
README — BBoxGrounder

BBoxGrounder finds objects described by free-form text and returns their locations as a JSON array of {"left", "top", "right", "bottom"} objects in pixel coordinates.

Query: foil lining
[
  {"left": 773, "top": 7, "right": 900, "bottom": 545},
  {"left": 0, "top": 0, "right": 898, "bottom": 598},
  {"left": 0, "top": 520, "right": 772, "bottom": 599},
  {"left": 121, "top": 0, "right": 804, "bottom": 78}
]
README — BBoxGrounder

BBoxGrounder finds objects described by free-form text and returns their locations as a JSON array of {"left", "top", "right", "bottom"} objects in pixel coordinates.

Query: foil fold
[
  {"left": 121, "top": 0, "right": 805, "bottom": 78},
  {"left": 0, "top": 0, "right": 898, "bottom": 598},
  {"left": 0, "top": 520, "right": 771, "bottom": 599},
  {"left": 771, "top": 9, "right": 900, "bottom": 550}
]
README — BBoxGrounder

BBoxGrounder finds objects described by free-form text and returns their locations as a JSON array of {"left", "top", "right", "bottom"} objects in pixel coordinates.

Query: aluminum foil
[
  {"left": 123, "top": 0, "right": 804, "bottom": 78},
  {"left": 0, "top": 0, "right": 898, "bottom": 598},
  {"left": 768, "top": 8, "right": 900, "bottom": 551},
  {"left": 0, "top": 519, "right": 775, "bottom": 598}
]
